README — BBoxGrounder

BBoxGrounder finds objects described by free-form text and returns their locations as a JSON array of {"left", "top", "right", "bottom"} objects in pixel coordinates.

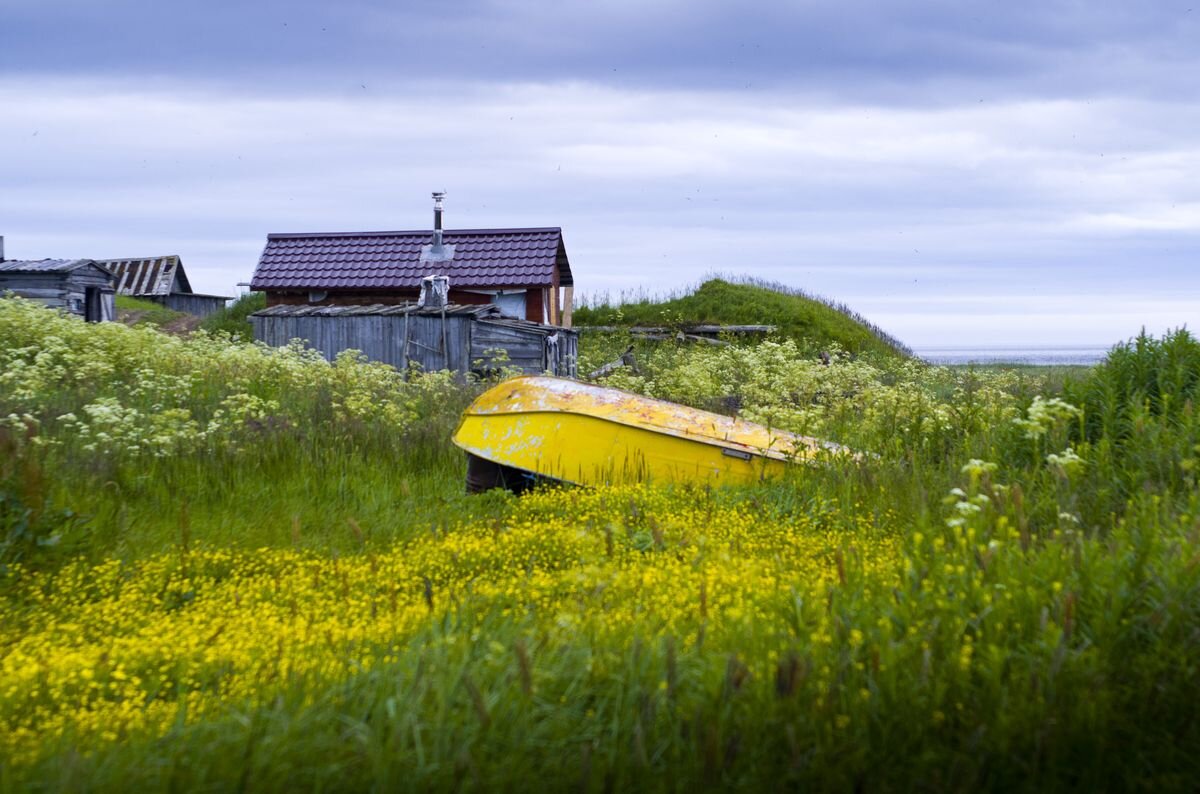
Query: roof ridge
[
  {"left": 95, "top": 254, "right": 181, "bottom": 263},
  {"left": 267, "top": 227, "right": 562, "bottom": 240},
  {"left": 0, "top": 258, "right": 103, "bottom": 272}
]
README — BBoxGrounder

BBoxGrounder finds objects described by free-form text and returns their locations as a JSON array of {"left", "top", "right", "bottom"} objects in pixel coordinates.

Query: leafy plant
[{"left": 198, "top": 291, "right": 266, "bottom": 341}]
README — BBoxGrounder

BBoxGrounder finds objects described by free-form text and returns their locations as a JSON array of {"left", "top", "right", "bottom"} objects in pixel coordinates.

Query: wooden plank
[
  {"left": 472, "top": 340, "right": 543, "bottom": 358},
  {"left": 575, "top": 324, "right": 776, "bottom": 335},
  {"left": 161, "top": 293, "right": 227, "bottom": 318},
  {"left": 687, "top": 324, "right": 775, "bottom": 335},
  {"left": 473, "top": 322, "right": 545, "bottom": 342},
  {"left": 402, "top": 311, "right": 410, "bottom": 370},
  {"left": 2, "top": 287, "right": 66, "bottom": 300},
  {"left": 70, "top": 273, "right": 117, "bottom": 290},
  {"left": 562, "top": 286, "right": 574, "bottom": 329},
  {"left": 0, "top": 276, "right": 66, "bottom": 292},
  {"left": 472, "top": 334, "right": 544, "bottom": 351},
  {"left": 574, "top": 325, "right": 646, "bottom": 333},
  {"left": 252, "top": 313, "right": 488, "bottom": 376},
  {"left": 447, "top": 317, "right": 469, "bottom": 374}
]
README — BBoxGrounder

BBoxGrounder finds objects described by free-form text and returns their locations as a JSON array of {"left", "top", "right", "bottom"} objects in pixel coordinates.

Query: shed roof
[
  {"left": 250, "top": 302, "right": 575, "bottom": 334},
  {"left": 252, "top": 302, "right": 498, "bottom": 318},
  {"left": 94, "top": 255, "right": 232, "bottom": 300},
  {"left": 0, "top": 258, "right": 110, "bottom": 275},
  {"left": 250, "top": 228, "right": 573, "bottom": 291},
  {"left": 95, "top": 255, "right": 188, "bottom": 296}
]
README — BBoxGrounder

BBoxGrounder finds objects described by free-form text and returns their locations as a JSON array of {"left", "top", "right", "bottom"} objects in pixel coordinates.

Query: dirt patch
[
  {"left": 117, "top": 309, "right": 204, "bottom": 335},
  {"left": 162, "top": 314, "right": 204, "bottom": 334}
]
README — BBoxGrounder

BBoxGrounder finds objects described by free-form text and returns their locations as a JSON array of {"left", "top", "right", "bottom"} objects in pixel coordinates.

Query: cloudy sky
[{"left": 3, "top": 0, "right": 1197, "bottom": 347}]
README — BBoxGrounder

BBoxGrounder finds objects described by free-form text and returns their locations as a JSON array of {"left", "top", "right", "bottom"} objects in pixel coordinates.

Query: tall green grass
[
  {"left": 113, "top": 295, "right": 190, "bottom": 328},
  {"left": 3, "top": 297, "right": 1200, "bottom": 791},
  {"left": 0, "top": 296, "right": 489, "bottom": 568},
  {"left": 198, "top": 291, "right": 266, "bottom": 341}
]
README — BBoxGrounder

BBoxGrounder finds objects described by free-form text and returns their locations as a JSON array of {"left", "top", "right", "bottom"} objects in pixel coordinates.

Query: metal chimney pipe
[
  {"left": 420, "top": 192, "right": 455, "bottom": 263},
  {"left": 0, "top": 235, "right": 5, "bottom": 262},
  {"left": 431, "top": 191, "right": 445, "bottom": 254}
]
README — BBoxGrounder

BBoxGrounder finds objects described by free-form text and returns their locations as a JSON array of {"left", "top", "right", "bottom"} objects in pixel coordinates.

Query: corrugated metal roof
[
  {"left": 250, "top": 228, "right": 573, "bottom": 291},
  {"left": 251, "top": 303, "right": 501, "bottom": 318},
  {"left": 250, "top": 302, "right": 575, "bottom": 334},
  {"left": 0, "top": 258, "right": 106, "bottom": 274},
  {"left": 95, "top": 255, "right": 190, "bottom": 296}
]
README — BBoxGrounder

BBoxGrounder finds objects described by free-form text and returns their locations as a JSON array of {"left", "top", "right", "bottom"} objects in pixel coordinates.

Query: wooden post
[
  {"left": 441, "top": 307, "right": 448, "bottom": 370},
  {"left": 402, "top": 310, "right": 410, "bottom": 376},
  {"left": 562, "top": 286, "right": 574, "bottom": 329}
]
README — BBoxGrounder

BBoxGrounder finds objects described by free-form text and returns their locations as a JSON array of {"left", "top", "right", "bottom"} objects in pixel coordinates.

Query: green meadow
[{"left": 2, "top": 292, "right": 1199, "bottom": 791}]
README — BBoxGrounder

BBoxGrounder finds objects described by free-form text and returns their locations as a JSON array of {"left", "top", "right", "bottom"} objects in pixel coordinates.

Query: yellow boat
[{"left": 452, "top": 375, "right": 850, "bottom": 492}]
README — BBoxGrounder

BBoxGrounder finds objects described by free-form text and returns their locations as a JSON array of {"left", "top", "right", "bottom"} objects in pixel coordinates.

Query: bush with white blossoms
[
  {"left": 58, "top": 400, "right": 202, "bottom": 458},
  {"left": 1014, "top": 396, "right": 1082, "bottom": 440},
  {"left": 592, "top": 336, "right": 1026, "bottom": 452},
  {"left": 1045, "top": 446, "right": 1086, "bottom": 478},
  {"left": 0, "top": 296, "right": 467, "bottom": 462}
]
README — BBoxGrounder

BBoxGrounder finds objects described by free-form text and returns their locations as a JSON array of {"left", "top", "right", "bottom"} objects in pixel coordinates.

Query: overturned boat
[{"left": 452, "top": 375, "right": 851, "bottom": 493}]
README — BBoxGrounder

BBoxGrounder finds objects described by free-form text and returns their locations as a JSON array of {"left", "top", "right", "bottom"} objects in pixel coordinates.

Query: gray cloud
[
  {"left": 2, "top": 1, "right": 1197, "bottom": 347},
  {"left": 3, "top": 1, "right": 1197, "bottom": 101},
  {"left": 2, "top": 76, "right": 1196, "bottom": 347}
]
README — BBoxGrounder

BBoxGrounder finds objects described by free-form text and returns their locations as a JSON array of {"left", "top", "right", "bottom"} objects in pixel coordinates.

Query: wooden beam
[
  {"left": 562, "top": 286, "right": 574, "bottom": 329},
  {"left": 576, "top": 324, "right": 776, "bottom": 335}
]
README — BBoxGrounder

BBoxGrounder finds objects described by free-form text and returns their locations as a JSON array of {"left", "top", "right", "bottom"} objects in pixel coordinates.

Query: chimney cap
[{"left": 418, "top": 274, "right": 450, "bottom": 309}]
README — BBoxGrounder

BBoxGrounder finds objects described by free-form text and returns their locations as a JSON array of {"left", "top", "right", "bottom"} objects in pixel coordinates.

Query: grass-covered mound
[
  {"left": 114, "top": 295, "right": 197, "bottom": 333},
  {"left": 574, "top": 277, "right": 911, "bottom": 357}
]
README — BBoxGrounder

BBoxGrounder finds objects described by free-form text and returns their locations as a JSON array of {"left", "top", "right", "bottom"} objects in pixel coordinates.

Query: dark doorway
[{"left": 85, "top": 287, "right": 101, "bottom": 322}]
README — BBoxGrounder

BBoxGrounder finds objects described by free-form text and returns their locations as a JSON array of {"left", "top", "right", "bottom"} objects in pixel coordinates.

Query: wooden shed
[
  {"left": 0, "top": 258, "right": 116, "bottom": 321},
  {"left": 96, "top": 254, "right": 231, "bottom": 318},
  {"left": 249, "top": 302, "right": 578, "bottom": 377},
  {"left": 249, "top": 195, "right": 575, "bottom": 326}
]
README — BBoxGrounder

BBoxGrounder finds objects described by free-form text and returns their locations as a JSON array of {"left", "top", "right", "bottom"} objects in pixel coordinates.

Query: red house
[{"left": 249, "top": 195, "right": 575, "bottom": 326}]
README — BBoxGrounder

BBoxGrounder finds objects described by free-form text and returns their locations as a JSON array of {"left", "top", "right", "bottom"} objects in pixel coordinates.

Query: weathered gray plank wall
[
  {"left": 251, "top": 308, "right": 578, "bottom": 377},
  {"left": 0, "top": 275, "right": 69, "bottom": 308},
  {"left": 65, "top": 269, "right": 115, "bottom": 321},
  {"left": 472, "top": 321, "right": 549, "bottom": 373},
  {"left": 251, "top": 313, "right": 476, "bottom": 373},
  {"left": 1, "top": 270, "right": 114, "bottom": 320},
  {"left": 405, "top": 314, "right": 472, "bottom": 373},
  {"left": 554, "top": 331, "right": 578, "bottom": 377},
  {"left": 157, "top": 293, "right": 228, "bottom": 318},
  {"left": 471, "top": 321, "right": 577, "bottom": 376}
]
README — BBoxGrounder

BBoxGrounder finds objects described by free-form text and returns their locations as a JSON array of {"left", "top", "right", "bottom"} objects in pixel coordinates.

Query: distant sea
[{"left": 912, "top": 346, "right": 1109, "bottom": 366}]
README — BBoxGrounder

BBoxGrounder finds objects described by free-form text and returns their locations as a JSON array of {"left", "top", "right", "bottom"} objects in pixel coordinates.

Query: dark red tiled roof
[{"left": 250, "top": 228, "right": 573, "bottom": 291}]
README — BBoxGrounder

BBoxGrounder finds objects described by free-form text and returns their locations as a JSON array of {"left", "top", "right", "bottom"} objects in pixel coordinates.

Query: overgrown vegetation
[
  {"left": 198, "top": 290, "right": 266, "bottom": 341},
  {"left": 575, "top": 277, "right": 912, "bottom": 357},
  {"left": 114, "top": 295, "right": 191, "bottom": 330},
  {"left": 0, "top": 296, "right": 473, "bottom": 567},
  {"left": 2, "top": 296, "right": 1198, "bottom": 791}
]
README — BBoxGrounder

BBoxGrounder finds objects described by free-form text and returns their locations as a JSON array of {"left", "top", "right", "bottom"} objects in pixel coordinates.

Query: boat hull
[{"left": 453, "top": 376, "right": 834, "bottom": 489}]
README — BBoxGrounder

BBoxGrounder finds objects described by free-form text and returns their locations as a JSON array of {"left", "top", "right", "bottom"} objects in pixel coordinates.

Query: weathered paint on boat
[{"left": 452, "top": 375, "right": 848, "bottom": 488}]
